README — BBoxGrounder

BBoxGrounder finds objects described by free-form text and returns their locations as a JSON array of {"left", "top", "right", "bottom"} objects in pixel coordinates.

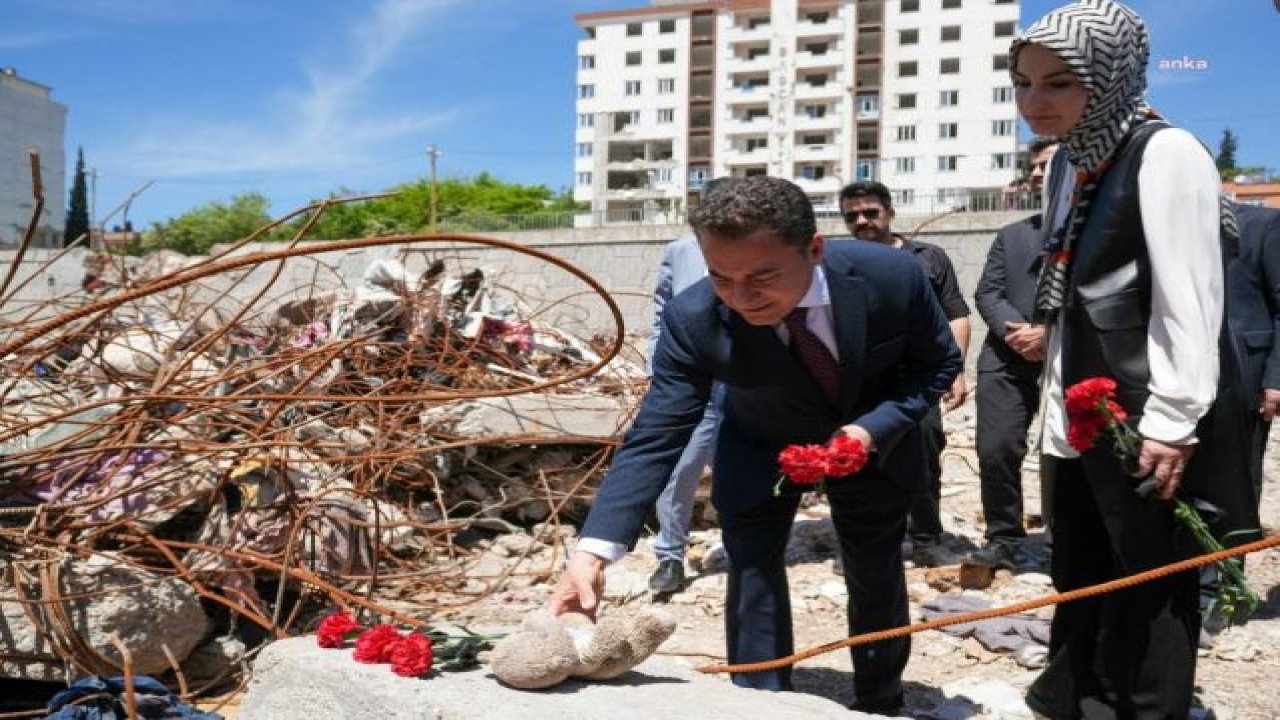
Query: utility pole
[
  {"left": 86, "top": 167, "right": 100, "bottom": 250},
  {"left": 426, "top": 144, "right": 440, "bottom": 234}
]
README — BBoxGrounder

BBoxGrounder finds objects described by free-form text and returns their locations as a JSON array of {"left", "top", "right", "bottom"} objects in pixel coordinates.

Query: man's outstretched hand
[{"left": 549, "top": 551, "right": 607, "bottom": 620}]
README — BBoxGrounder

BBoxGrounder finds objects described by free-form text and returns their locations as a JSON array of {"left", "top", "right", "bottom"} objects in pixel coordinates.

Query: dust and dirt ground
[{"left": 443, "top": 402, "right": 1280, "bottom": 720}]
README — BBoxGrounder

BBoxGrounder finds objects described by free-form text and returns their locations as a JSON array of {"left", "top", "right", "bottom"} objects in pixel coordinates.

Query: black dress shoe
[
  {"left": 909, "top": 539, "right": 956, "bottom": 567},
  {"left": 648, "top": 559, "right": 685, "bottom": 593},
  {"left": 970, "top": 541, "right": 1018, "bottom": 571},
  {"left": 850, "top": 690, "right": 904, "bottom": 716}
]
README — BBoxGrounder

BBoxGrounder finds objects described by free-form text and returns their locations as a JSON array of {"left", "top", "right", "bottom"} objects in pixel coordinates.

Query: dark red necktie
[{"left": 785, "top": 307, "right": 841, "bottom": 407}]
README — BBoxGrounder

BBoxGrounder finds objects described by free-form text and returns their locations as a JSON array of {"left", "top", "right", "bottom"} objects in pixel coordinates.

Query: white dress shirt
[
  {"left": 578, "top": 265, "right": 835, "bottom": 563},
  {"left": 1040, "top": 127, "right": 1222, "bottom": 457}
]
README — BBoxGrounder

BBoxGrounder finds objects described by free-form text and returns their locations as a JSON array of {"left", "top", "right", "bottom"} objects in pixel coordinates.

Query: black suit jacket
[
  {"left": 583, "top": 240, "right": 962, "bottom": 548},
  {"left": 974, "top": 214, "right": 1044, "bottom": 373},
  {"left": 1228, "top": 203, "right": 1280, "bottom": 399}
]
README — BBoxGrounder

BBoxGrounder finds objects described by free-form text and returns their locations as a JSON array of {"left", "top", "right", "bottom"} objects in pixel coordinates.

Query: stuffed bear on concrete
[{"left": 489, "top": 607, "right": 676, "bottom": 689}]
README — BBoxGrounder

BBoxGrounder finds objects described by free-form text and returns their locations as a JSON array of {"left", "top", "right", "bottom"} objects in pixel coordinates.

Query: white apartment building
[
  {"left": 574, "top": 0, "right": 1021, "bottom": 221},
  {"left": 0, "top": 66, "right": 67, "bottom": 247}
]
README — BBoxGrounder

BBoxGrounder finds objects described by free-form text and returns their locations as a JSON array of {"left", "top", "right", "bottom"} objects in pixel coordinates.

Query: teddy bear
[{"left": 488, "top": 607, "right": 677, "bottom": 689}]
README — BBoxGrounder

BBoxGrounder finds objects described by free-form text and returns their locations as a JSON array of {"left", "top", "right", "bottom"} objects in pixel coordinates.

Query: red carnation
[
  {"left": 353, "top": 624, "right": 402, "bottom": 663},
  {"left": 824, "top": 435, "right": 868, "bottom": 477},
  {"left": 778, "top": 444, "right": 829, "bottom": 484},
  {"left": 389, "top": 632, "right": 435, "bottom": 677},
  {"left": 1065, "top": 376, "right": 1117, "bottom": 414},
  {"left": 316, "top": 610, "right": 362, "bottom": 648}
]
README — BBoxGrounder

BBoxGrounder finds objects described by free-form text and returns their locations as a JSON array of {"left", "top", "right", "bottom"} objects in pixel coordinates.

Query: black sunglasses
[{"left": 842, "top": 208, "right": 881, "bottom": 222}]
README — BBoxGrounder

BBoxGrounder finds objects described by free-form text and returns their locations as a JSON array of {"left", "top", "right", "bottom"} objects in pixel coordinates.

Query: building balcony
[
  {"left": 723, "top": 116, "right": 771, "bottom": 134},
  {"left": 794, "top": 81, "right": 846, "bottom": 100},
  {"left": 794, "top": 144, "right": 841, "bottom": 161},
  {"left": 724, "top": 23, "right": 772, "bottom": 43},
  {"left": 724, "top": 147, "right": 772, "bottom": 164},
  {"left": 724, "top": 55, "right": 774, "bottom": 74},
  {"left": 795, "top": 50, "right": 843, "bottom": 70},
  {"left": 793, "top": 113, "right": 842, "bottom": 131},
  {"left": 795, "top": 18, "right": 842, "bottom": 36},
  {"left": 723, "top": 85, "right": 771, "bottom": 104},
  {"left": 793, "top": 176, "right": 844, "bottom": 193}
]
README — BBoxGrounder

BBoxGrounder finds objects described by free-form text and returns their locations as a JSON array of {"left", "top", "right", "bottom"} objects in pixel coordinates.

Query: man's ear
[{"left": 809, "top": 233, "right": 825, "bottom": 264}]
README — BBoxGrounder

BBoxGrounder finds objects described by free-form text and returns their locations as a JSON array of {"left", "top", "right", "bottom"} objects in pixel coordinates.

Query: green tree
[
  {"left": 141, "top": 193, "right": 275, "bottom": 255},
  {"left": 1216, "top": 128, "right": 1238, "bottom": 177},
  {"left": 64, "top": 147, "right": 90, "bottom": 247}
]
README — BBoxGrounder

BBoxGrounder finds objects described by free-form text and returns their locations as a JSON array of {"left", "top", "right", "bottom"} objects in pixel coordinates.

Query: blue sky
[{"left": 3, "top": 0, "right": 1277, "bottom": 229}]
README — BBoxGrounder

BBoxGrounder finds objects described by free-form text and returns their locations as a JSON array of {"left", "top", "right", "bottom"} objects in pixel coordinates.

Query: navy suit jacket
[
  {"left": 583, "top": 240, "right": 962, "bottom": 548},
  {"left": 1228, "top": 203, "right": 1280, "bottom": 398},
  {"left": 974, "top": 214, "right": 1044, "bottom": 373}
]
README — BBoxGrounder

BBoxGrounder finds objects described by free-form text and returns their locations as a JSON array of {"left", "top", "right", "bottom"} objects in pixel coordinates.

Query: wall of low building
[{"left": 2, "top": 210, "right": 1032, "bottom": 371}]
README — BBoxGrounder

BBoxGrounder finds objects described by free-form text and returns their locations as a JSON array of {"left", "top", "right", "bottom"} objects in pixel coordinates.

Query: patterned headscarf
[{"left": 1010, "top": 0, "right": 1152, "bottom": 174}]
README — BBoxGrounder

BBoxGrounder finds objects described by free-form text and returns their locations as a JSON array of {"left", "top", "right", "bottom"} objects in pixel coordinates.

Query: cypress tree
[{"left": 65, "top": 147, "right": 90, "bottom": 247}]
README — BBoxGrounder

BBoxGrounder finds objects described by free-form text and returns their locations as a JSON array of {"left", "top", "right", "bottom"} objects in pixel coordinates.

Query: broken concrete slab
[
  {"left": 421, "top": 394, "right": 631, "bottom": 440},
  {"left": 240, "top": 636, "right": 889, "bottom": 720}
]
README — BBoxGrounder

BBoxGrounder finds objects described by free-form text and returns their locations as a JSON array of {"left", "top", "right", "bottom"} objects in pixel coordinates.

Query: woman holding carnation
[{"left": 1011, "top": 1, "right": 1257, "bottom": 718}]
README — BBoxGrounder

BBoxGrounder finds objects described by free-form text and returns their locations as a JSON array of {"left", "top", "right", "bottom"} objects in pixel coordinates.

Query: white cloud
[{"left": 107, "top": 0, "right": 467, "bottom": 179}]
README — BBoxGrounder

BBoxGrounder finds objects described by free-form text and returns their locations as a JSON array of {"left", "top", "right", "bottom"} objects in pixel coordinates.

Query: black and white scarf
[{"left": 1011, "top": 0, "right": 1153, "bottom": 318}]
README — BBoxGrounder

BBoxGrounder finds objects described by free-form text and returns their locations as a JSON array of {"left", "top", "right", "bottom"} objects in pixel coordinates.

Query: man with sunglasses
[{"left": 839, "top": 181, "right": 972, "bottom": 568}]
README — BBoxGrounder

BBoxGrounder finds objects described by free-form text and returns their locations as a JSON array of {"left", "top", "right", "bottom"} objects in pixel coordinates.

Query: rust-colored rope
[{"left": 698, "top": 533, "right": 1280, "bottom": 675}]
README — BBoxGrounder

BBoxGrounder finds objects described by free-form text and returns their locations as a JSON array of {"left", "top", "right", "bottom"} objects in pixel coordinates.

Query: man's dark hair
[
  {"left": 690, "top": 176, "right": 815, "bottom": 249},
  {"left": 1027, "top": 136, "right": 1057, "bottom": 155},
  {"left": 838, "top": 180, "right": 893, "bottom": 209}
]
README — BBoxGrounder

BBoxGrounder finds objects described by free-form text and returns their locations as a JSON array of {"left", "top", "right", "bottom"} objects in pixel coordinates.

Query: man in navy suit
[
  {"left": 550, "top": 176, "right": 961, "bottom": 714},
  {"left": 1227, "top": 202, "right": 1280, "bottom": 509}
]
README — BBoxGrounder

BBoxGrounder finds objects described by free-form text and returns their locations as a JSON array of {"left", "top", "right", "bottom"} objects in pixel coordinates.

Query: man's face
[
  {"left": 1028, "top": 144, "right": 1058, "bottom": 194},
  {"left": 840, "top": 196, "right": 895, "bottom": 244},
  {"left": 699, "top": 228, "right": 823, "bottom": 326}
]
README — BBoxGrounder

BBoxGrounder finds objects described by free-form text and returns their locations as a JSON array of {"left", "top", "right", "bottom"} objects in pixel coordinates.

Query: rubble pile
[{"left": 1, "top": 232, "right": 647, "bottom": 698}]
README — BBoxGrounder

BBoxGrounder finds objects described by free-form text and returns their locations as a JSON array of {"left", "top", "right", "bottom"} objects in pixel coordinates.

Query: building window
[
  {"left": 993, "top": 86, "right": 1014, "bottom": 103},
  {"left": 626, "top": 51, "right": 642, "bottom": 66},
  {"left": 897, "top": 93, "right": 917, "bottom": 109},
  {"left": 939, "top": 90, "right": 959, "bottom": 107},
  {"left": 938, "top": 155, "right": 958, "bottom": 172},
  {"left": 993, "top": 54, "right": 1010, "bottom": 71},
  {"left": 746, "top": 137, "right": 769, "bottom": 151},
  {"left": 659, "top": 19, "right": 676, "bottom": 33},
  {"left": 801, "top": 134, "right": 826, "bottom": 146},
  {"left": 896, "top": 125, "right": 917, "bottom": 141},
  {"left": 803, "top": 104, "right": 827, "bottom": 118},
  {"left": 577, "top": 171, "right": 592, "bottom": 185},
  {"left": 658, "top": 78, "right": 676, "bottom": 93},
  {"left": 804, "top": 73, "right": 829, "bottom": 87},
  {"left": 614, "top": 110, "right": 641, "bottom": 130},
  {"left": 577, "top": 113, "right": 594, "bottom": 129},
  {"left": 941, "top": 58, "right": 960, "bottom": 74},
  {"left": 657, "top": 108, "right": 675, "bottom": 123},
  {"left": 992, "top": 153, "right": 1016, "bottom": 170},
  {"left": 807, "top": 11, "right": 830, "bottom": 23},
  {"left": 899, "top": 28, "right": 918, "bottom": 45},
  {"left": 626, "top": 22, "right": 642, "bottom": 36},
  {"left": 942, "top": 0, "right": 961, "bottom": 8},
  {"left": 625, "top": 80, "right": 641, "bottom": 95},
  {"left": 938, "top": 122, "right": 958, "bottom": 139},
  {"left": 577, "top": 142, "right": 593, "bottom": 158},
  {"left": 895, "top": 157, "right": 916, "bottom": 173},
  {"left": 578, "top": 84, "right": 595, "bottom": 99},
  {"left": 941, "top": 26, "right": 961, "bottom": 42},
  {"left": 992, "top": 119, "right": 1015, "bottom": 136},
  {"left": 898, "top": 61, "right": 918, "bottom": 78},
  {"left": 994, "top": 21, "right": 1017, "bottom": 37},
  {"left": 659, "top": 48, "right": 676, "bottom": 63},
  {"left": 902, "top": 0, "right": 920, "bottom": 11},
  {"left": 747, "top": 16, "right": 770, "bottom": 29},
  {"left": 894, "top": 189, "right": 916, "bottom": 206},
  {"left": 654, "top": 168, "right": 673, "bottom": 183},
  {"left": 799, "top": 165, "right": 826, "bottom": 180},
  {"left": 579, "top": 55, "right": 595, "bottom": 70}
]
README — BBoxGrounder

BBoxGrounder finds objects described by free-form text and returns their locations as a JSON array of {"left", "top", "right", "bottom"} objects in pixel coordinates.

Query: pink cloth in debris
[{"left": 13, "top": 448, "right": 172, "bottom": 522}]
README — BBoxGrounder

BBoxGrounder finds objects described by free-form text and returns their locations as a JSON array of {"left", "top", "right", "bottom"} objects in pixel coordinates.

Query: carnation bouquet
[
  {"left": 315, "top": 610, "right": 499, "bottom": 678},
  {"left": 774, "top": 435, "right": 869, "bottom": 496},
  {"left": 1064, "top": 377, "right": 1259, "bottom": 626}
]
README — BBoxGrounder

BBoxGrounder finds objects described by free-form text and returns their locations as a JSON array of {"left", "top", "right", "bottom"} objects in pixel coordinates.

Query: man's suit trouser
[
  {"left": 975, "top": 364, "right": 1041, "bottom": 543},
  {"left": 1027, "top": 457, "right": 1199, "bottom": 720},
  {"left": 907, "top": 405, "right": 945, "bottom": 540},
  {"left": 654, "top": 387, "right": 724, "bottom": 563},
  {"left": 720, "top": 477, "right": 912, "bottom": 703}
]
